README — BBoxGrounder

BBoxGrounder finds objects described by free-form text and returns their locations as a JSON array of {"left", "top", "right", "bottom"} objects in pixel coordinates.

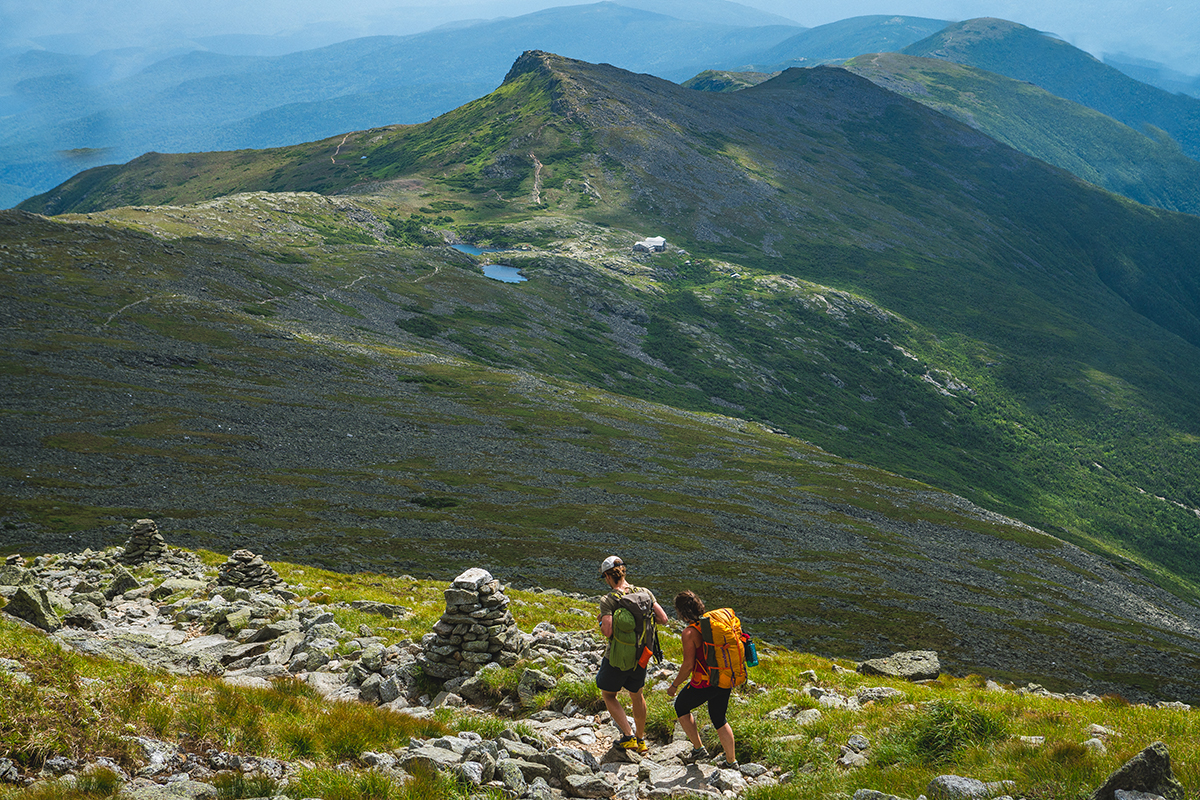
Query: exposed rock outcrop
[
  {"left": 1091, "top": 741, "right": 1185, "bottom": 800},
  {"left": 857, "top": 650, "right": 941, "bottom": 681}
]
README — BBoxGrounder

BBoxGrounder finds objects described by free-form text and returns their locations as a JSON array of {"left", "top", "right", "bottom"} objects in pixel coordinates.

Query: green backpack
[{"left": 607, "top": 588, "right": 656, "bottom": 671}]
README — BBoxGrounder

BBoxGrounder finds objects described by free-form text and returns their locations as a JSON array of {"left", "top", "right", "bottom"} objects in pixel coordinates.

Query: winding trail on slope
[
  {"left": 331, "top": 135, "right": 351, "bottom": 164},
  {"left": 530, "top": 152, "right": 544, "bottom": 205}
]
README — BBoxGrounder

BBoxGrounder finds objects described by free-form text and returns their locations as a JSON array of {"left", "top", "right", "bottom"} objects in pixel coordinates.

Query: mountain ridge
[{"left": 6, "top": 51, "right": 1200, "bottom": 700}]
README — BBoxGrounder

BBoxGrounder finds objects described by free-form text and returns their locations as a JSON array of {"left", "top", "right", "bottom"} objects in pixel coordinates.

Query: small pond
[
  {"left": 482, "top": 264, "right": 527, "bottom": 283},
  {"left": 451, "top": 243, "right": 503, "bottom": 256},
  {"left": 451, "top": 243, "right": 527, "bottom": 283}
]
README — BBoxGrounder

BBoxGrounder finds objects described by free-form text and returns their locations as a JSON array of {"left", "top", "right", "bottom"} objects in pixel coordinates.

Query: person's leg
[
  {"left": 602, "top": 689, "right": 633, "bottom": 737},
  {"left": 629, "top": 689, "right": 647, "bottom": 739},
  {"left": 715, "top": 722, "right": 736, "bottom": 764},
  {"left": 673, "top": 686, "right": 707, "bottom": 750},
  {"left": 707, "top": 689, "right": 735, "bottom": 764},
  {"left": 677, "top": 711, "right": 702, "bottom": 747}
]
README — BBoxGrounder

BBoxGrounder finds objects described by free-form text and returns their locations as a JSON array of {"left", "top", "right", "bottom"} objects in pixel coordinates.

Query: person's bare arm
[{"left": 668, "top": 627, "right": 699, "bottom": 698}]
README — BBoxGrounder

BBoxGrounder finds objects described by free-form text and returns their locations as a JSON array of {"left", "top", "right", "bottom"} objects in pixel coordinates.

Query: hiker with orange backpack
[
  {"left": 666, "top": 590, "right": 750, "bottom": 768},
  {"left": 596, "top": 555, "right": 669, "bottom": 754}
]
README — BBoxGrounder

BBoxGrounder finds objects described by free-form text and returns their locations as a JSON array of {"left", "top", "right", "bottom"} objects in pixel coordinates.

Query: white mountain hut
[{"left": 633, "top": 236, "right": 667, "bottom": 253}]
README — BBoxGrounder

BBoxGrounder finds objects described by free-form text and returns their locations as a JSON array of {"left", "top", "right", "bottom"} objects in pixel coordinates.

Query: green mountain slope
[
  {"left": 5, "top": 199, "right": 1200, "bottom": 702},
  {"left": 902, "top": 18, "right": 1200, "bottom": 162},
  {"left": 748, "top": 14, "right": 948, "bottom": 68},
  {"left": 840, "top": 52, "right": 1200, "bottom": 216},
  {"left": 682, "top": 70, "right": 779, "bottom": 92},
  {"left": 8, "top": 52, "right": 1200, "bottom": 694}
]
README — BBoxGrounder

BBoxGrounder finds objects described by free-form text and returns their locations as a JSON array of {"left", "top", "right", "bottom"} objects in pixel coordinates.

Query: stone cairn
[
  {"left": 420, "top": 568, "right": 522, "bottom": 680},
  {"left": 216, "top": 549, "right": 282, "bottom": 590},
  {"left": 120, "top": 519, "right": 168, "bottom": 565}
]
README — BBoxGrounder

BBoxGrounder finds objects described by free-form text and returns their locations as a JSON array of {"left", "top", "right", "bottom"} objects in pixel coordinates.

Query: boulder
[
  {"left": 926, "top": 775, "right": 990, "bottom": 799},
  {"left": 853, "top": 791, "right": 909, "bottom": 800},
  {"left": 0, "top": 565, "right": 32, "bottom": 586},
  {"left": 646, "top": 763, "right": 720, "bottom": 797},
  {"left": 496, "top": 758, "right": 528, "bottom": 795},
  {"left": 349, "top": 600, "right": 409, "bottom": 618},
  {"left": 149, "top": 578, "right": 206, "bottom": 601},
  {"left": 1091, "top": 742, "right": 1185, "bottom": 800},
  {"left": 4, "top": 585, "right": 62, "bottom": 631},
  {"left": 63, "top": 602, "right": 105, "bottom": 630},
  {"left": 565, "top": 773, "right": 616, "bottom": 798},
  {"left": 533, "top": 749, "right": 593, "bottom": 781},
  {"left": 857, "top": 651, "right": 940, "bottom": 681},
  {"left": 397, "top": 746, "right": 466, "bottom": 773},
  {"left": 104, "top": 565, "right": 142, "bottom": 600},
  {"left": 517, "top": 668, "right": 557, "bottom": 706},
  {"left": 121, "top": 778, "right": 218, "bottom": 800},
  {"left": 857, "top": 686, "right": 905, "bottom": 704}
]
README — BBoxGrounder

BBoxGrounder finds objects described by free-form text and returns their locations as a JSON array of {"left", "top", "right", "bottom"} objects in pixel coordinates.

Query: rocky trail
[{"left": 0, "top": 521, "right": 1192, "bottom": 800}]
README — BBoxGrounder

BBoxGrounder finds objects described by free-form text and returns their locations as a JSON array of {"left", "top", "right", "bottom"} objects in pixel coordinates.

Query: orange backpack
[{"left": 697, "top": 608, "right": 748, "bottom": 689}]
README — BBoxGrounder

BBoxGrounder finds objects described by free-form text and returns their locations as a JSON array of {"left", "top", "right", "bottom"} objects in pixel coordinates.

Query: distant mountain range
[
  {"left": 746, "top": 14, "right": 948, "bottom": 69},
  {"left": 0, "top": 2, "right": 807, "bottom": 210},
  {"left": 7, "top": 7, "right": 1200, "bottom": 226},
  {"left": 902, "top": 18, "right": 1200, "bottom": 163},
  {"left": 1105, "top": 54, "right": 1200, "bottom": 100},
  {"left": 840, "top": 53, "right": 1200, "bottom": 216}
]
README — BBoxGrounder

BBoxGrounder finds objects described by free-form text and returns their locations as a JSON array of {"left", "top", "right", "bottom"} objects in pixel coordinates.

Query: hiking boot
[
  {"left": 617, "top": 734, "right": 639, "bottom": 751},
  {"left": 635, "top": 738, "right": 649, "bottom": 754},
  {"left": 685, "top": 746, "right": 708, "bottom": 762}
]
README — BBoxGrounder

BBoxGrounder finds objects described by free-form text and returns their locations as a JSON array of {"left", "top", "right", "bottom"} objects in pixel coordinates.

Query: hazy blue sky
[{"left": 2, "top": 0, "right": 1196, "bottom": 74}]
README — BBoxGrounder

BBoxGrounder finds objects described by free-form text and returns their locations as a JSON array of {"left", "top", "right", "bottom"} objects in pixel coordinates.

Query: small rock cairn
[
  {"left": 121, "top": 519, "right": 168, "bottom": 565},
  {"left": 216, "top": 549, "right": 281, "bottom": 590},
  {"left": 420, "top": 568, "right": 522, "bottom": 680}
]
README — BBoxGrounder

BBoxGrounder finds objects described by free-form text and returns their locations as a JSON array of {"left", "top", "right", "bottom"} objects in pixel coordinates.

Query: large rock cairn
[
  {"left": 120, "top": 519, "right": 168, "bottom": 565},
  {"left": 420, "top": 568, "right": 522, "bottom": 680},
  {"left": 216, "top": 549, "right": 281, "bottom": 590}
]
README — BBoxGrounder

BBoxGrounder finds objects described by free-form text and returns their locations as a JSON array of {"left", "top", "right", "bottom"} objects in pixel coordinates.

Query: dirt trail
[
  {"left": 331, "top": 135, "right": 351, "bottom": 164},
  {"left": 530, "top": 152, "right": 544, "bottom": 204}
]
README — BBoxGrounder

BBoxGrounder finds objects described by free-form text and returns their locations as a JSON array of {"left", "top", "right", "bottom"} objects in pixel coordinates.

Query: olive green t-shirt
[{"left": 598, "top": 585, "right": 658, "bottom": 631}]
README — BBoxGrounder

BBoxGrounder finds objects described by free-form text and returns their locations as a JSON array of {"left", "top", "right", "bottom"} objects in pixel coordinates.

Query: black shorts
[
  {"left": 596, "top": 657, "right": 647, "bottom": 694},
  {"left": 674, "top": 684, "right": 732, "bottom": 729}
]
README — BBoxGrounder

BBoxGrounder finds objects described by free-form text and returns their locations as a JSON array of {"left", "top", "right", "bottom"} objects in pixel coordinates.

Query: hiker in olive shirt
[{"left": 596, "top": 555, "right": 669, "bottom": 754}]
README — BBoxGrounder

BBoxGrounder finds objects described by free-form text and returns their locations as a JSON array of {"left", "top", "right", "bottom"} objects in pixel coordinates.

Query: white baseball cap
[{"left": 599, "top": 555, "right": 623, "bottom": 575}]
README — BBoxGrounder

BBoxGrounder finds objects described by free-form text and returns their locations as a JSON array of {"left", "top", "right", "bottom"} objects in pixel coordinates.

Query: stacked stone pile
[
  {"left": 120, "top": 519, "right": 168, "bottom": 565},
  {"left": 216, "top": 550, "right": 281, "bottom": 590},
  {"left": 420, "top": 568, "right": 523, "bottom": 680}
]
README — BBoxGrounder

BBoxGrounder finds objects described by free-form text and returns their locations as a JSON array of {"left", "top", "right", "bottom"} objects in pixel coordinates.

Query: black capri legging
[{"left": 674, "top": 684, "right": 733, "bottom": 729}]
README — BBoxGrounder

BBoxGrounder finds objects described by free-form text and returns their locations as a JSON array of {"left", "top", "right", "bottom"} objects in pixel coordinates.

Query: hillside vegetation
[{"left": 6, "top": 52, "right": 1200, "bottom": 700}]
